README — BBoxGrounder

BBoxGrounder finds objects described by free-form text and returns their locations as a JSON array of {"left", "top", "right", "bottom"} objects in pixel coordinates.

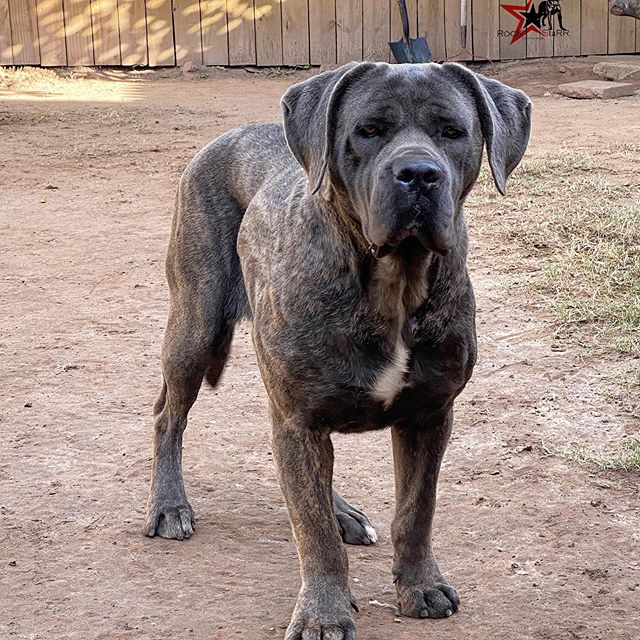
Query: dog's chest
[
  {"left": 366, "top": 256, "right": 424, "bottom": 409},
  {"left": 370, "top": 334, "right": 410, "bottom": 408}
]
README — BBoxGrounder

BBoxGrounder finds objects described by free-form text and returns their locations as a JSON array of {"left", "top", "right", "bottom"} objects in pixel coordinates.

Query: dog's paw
[
  {"left": 396, "top": 581, "right": 460, "bottom": 619},
  {"left": 333, "top": 492, "right": 377, "bottom": 546},
  {"left": 144, "top": 500, "right": 194, "bottom": 540},
  {"left": 286, "top": 587, "right": 357, "bottom": 640}
]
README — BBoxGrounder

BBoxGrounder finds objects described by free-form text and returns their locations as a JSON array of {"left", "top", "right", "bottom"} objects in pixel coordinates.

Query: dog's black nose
[{"left": 394, "top": 160, "right": 441, "bottom": 188}]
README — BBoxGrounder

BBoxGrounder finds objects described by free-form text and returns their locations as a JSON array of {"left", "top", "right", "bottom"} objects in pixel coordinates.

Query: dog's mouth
[{"left": 367, "top": 226, "right": 449, "bottom": 260}]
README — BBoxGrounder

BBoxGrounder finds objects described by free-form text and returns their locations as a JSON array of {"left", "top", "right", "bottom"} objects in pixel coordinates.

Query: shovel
[{"left": 389, "top": 0, "right": 432, "bottom": 63}]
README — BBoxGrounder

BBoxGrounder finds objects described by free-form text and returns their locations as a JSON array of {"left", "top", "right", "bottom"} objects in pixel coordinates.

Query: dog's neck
[{"left": 316, "top": 191, "right": 470, "bottom": 322}]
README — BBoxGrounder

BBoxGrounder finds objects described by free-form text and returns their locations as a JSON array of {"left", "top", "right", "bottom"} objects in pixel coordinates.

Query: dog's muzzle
[{"left": 367, "top": 157, "right": 451, "bottom": 259}]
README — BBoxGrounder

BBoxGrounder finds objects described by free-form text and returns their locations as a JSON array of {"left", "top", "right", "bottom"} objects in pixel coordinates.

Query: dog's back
[{"left": 167, "top": 123, "right": 300, "bottom": 322}]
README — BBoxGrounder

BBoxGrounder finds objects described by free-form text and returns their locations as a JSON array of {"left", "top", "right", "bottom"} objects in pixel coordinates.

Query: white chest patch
[{"left": 370, "top": 336, "right": 410, "bottom": 408}]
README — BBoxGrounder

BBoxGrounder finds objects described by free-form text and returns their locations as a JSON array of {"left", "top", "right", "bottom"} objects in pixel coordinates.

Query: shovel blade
[{"left": 389, "top": 37, "right": 432, "bottom": 64}]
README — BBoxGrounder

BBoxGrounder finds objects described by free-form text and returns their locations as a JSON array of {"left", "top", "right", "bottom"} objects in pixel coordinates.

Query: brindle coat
[{"left": 144, "top": 62, "right": 532, "bottom": 640}]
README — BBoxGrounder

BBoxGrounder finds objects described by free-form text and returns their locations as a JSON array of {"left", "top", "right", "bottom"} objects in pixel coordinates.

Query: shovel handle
[{"left": 397, "top": 0, "right": 410, "bottom": 42}]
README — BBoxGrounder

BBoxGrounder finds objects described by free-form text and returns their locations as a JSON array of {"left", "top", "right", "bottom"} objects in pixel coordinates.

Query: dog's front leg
[
  {"left": 271, "top": 409, "right": 356, "bottom": 640},
  {"left": 391, "top": 409, "right": 461, "bottom": 619}
]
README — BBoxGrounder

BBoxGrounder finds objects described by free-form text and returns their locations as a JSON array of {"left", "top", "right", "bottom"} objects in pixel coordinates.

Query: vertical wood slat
[
  {"left": 146, "top": 0, "right": 175, "bottom": 66},
  {"left": 608, "top": 11, "right": 636, "bottom": 53},
  {"left": 581, "top": 0, "right": 608, "bottom": 55},
  {"left": 336, "top": 0, "right": 362, "bottom": 64},
  {"left": 36, "top": 0, "right": 67, "bottom": 65},
  {"left": 62, "top": 0, "right": 94, "bottom": 66},
  {"left": 499, "top": 0, "right": 526, "bottom": 60},
  {"left": 471, "top": 0, "right": 498, "bottom": 61},
  {"left": 227, "top": 0, "right": 256, "bottom": 65},
  {"left": 173, "top": 0, "right": 203, "bottom": 64},
  {"left": 118, "top": 0, "right": 148, "bottom": 65},
  {"left": 282, "top": 0, "right": 309, "bottom": 65},
  {"left": 526, "top": 32, "right": 552, "bottom": 59},
  {"left": 255, "top": 0, "right": 283, "bottom": 65},
  {"left": 363, "top": 0, "right": 389, "bottom": 61},
  {"left": 309, "top": 0, "right": 335, "bottom": 66},
  {"left": 9, "top": 0, "right": 40, "bottom": 64},
  {"left": 0, "top": 0, "right": 12, "bottom": 64},
  {"left": 91, "top": 0, "right": 121, "bottom": 65},
  {"left": 527, "top": 0, "right": 553, "bottom": 59},
  {"left": 444, "top": 0, "right": 472, "bottom": 60},
  {"left": 553, "top": 0, "right": 580, "bottom": 56},
  {"left": 201, "top": 0, "right": 228, "bottom": 65},
  {"left": 418, "top": 0, "right": 445, "bottom": 61}
]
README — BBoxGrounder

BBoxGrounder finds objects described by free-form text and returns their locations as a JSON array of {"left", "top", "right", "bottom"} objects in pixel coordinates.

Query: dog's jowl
[{"left": 144, "top": 62, "right": 532, "bottom": 639}]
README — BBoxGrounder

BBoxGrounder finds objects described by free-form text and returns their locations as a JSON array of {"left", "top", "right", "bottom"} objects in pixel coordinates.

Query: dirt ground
[{"left": 1, "top": 58, "right": 638, "bottom": 640}]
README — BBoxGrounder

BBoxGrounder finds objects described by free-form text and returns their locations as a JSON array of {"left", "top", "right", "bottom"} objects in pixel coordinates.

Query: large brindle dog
[{"left": 144, "top": 62, "right": 532, "bottom": 639}]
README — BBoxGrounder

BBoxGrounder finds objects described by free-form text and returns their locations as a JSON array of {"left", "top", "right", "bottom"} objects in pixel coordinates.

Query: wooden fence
[{"left": 1, "top": 1, "right": 639, "bottom": 67}]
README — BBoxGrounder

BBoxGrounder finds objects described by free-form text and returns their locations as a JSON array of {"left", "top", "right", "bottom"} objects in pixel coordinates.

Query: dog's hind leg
[
  {"left": 333, "top": 490, "right": 377, "bottom": 545},
  {"left": 144, "top": 312, "right": 234, "bottom": 540},
  {"left": 144, "top": 141, "right": 250, "bottom": 539}
]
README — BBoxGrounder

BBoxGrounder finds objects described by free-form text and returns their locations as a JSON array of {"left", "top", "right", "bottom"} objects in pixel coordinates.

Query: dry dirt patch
[{"left": 0, "top": 62, "right": 638, "bottom": 640}]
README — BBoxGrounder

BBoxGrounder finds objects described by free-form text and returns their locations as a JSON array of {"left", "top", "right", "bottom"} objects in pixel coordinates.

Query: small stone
[{"left": 557, "top": 80, "right": 636, "bottom": 100}]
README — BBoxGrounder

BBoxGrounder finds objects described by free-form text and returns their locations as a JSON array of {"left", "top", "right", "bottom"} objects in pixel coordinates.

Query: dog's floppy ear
[
  {"left": 443, "top": 63, "right": 533, "bottom": 195},
  {"left": 281, "top": 62, "right": 377, "bottom": 195}
]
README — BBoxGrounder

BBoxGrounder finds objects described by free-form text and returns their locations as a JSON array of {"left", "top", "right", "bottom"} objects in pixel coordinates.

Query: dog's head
[{"left": 281, "top": 62, "right": 532, "bottom": 257}]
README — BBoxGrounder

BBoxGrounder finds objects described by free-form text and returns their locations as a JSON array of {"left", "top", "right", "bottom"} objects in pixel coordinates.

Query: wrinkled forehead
[{"left": 341, "top": 64, "right": 475, "bottom": 127}]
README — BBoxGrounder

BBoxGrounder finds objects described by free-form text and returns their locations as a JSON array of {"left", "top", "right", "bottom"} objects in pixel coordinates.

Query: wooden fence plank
[
  {"left": 363, "top": 0, "right": 389, "bottom": 61},
  {"left": 91, "top": 0, "right": 121, "bottom": 65},
  {"left": 118, "top": 0, "right": 148, "bottom": 65},
  {"left": 553, "top": 0, "right": 580, "bottom": 56},
  {"left": 227, "top": 0, "right": 256, "bottom": 65},
  {"left": 637, "top": 17, "right": 640, "bottom": 53},
  {"left": 255, "top": 0, "right": 283, "bottom": 65},
  {"left": 62, "top": 0, "right": 94, "bottom": 66},
  {"left": 471, "top": 0, "right": 499, "bottom": 61},
  {"left": 526, "top": 32, "right": 553, "bottom": 59},
  {"left": 499, "top": 0, "right": 525, "bottom": 60},
  {"left": 527, "top": 0, "right": 553, "bottom": 60},
  {"left": 608, "top": 11, "right": 636, "bottom": 53},
  {"left": 336, "top": 0, "right": 362, "bottom": 63},
  {"left": 309, "top": 0, "right": 335, "bottom": 65},
  {"left": 282, "top": 0, "right": 309, "bottom": 65},
  {"left": 9, "top": 0, "right": 40, "bottom": 64},
  {"left": 146, "top": 0, "right": 175, "bottom": 65},
  {"left": 581, "top": 0, "right": 608, "bottom": 55},
  {"left": 173, "top": 0, "right": 203, "bottom": 65},
  {"left": 36, "top": 0, "right": 67, "bottom": 66},
  {"left": 417, "top": 0, "right": 445, "bottom": 61},
  {"left": 444, "top": 0, "right": 472, "bottom": 60},
  {"left": 0, "top": 0, "right": 12, "bottom": 64},
  {"left": 201, "top": 0, "right": 228, "bottom": 65}
]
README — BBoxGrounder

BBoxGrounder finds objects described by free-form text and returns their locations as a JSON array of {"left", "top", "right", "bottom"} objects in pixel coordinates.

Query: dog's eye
[
  {"left": 358, "top": 125, "right": 381, "bottom": 138},
  {"left": 442, "top": 127, "right": 465, "bottom": 139}
]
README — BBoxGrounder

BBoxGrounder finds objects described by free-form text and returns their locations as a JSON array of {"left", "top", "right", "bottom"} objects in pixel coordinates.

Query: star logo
[{"left": 501, "top": 1, "right": 546, "bottom": 44}]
